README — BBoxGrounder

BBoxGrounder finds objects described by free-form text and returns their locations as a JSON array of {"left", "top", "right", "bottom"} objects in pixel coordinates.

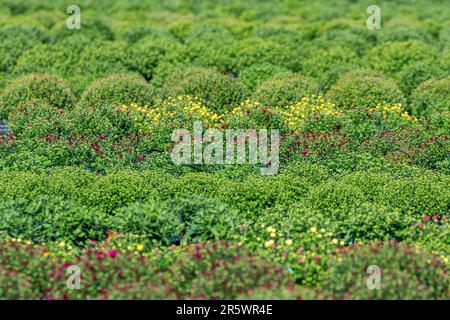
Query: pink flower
[
  {"left": 423, "top": 215, "right": 430, "bottom": 222},
  {"left": 314, "top": 256, "right": 321, "bottom": 262},
  {"left": 300, "top": 151, "right": 310, "bottom": 156},
  {"left": 68, "top": 140, "right": 74, "bottom": 145},
  {"left": 107, "top": 249, "right": 118, "bottom": 258},
  {"left": 432, "top": 215, "right": 439, "bottom": 221}
]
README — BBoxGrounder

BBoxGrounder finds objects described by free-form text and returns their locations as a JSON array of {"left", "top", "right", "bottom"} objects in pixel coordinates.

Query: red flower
[
  {"left": 314, "top": 256, "right": 321, "bottom": 262},
  {"left": 98, "top": 134, "right": 106, "bottom": 140},
  {"left": 138, "top": 155, "right": 146, "bottom": 161},
  {"left": 194, "top": 252, "right": 203, "bottom": 260},
  {"left": 68, "top": 140, "right": 74, "bottom": 146},
  {"left": 91, "top": 142, "right": 102, "bottom": 153},
  {"left": 423, "top": 215, "right": 430, "bottom": 222},
  {"left": 300, "top": 150, "right": 310, "bottom": 156}
]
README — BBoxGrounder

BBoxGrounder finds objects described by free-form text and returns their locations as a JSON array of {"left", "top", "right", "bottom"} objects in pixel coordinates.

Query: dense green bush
[
  {"left": 326, "top": 69, "right": 404, "bottom": 110},
  {"left": 0, "top": 73, "right": 75, "bottom": 118},
  {"left": 238, "top": 63, "right": 288, "bottom": 92},
  {"left": 252, "top": 73, "right": 319, "bottom": 107},
  {"left": 7, "top": 99, "right": 69, "bottom": 138},
  {"left": 410, "top": 77, "right": 450, "bottom": 116},
  {"left": 112, "top": 201, "right": 183, "bottom": 246},
  {"left": 127, "top": 33, "right": 186, "bottom": 80},
  {"left": 161, "top": 67, "right": 247, "bottom": 112},
  {"left": 0, "top": 25, "right": 48, "bottom": 72},
  {"left": 50, "top": 18, "right": 115, "bottom": 42},
  {"left": 397, "top": 61, "right": 448, "bottom": 96},
  {"left": 365, "top": 41, "right": 438, "bottom": 76},
  {"left": 228, "top": 37, "right": 302, "bottom": 73},
  {"left": 299, "top": 46, "right": 359, "bottom": 91},
  {"left": 321, "top": 241, "right": 449, "bottom": 299},
  {"left": 165, "top": 196, "right": 241, "bottom": 243},
  {"left": 184, "top": 25, "right": 235, "bottom": 73},
  {"left": 0, "top": 196, "right": 108, "bottom": 245},
  {"left": 78, "top": 73, "right": 155, "bottom": 108}
]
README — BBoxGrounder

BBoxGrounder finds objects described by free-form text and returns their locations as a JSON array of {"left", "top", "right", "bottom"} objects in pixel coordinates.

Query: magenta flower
[{"left": 107, "top": 249, "right": 118, "bottom": 258}]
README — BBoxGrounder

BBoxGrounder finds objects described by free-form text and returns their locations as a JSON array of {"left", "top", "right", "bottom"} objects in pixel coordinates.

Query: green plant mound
[
  {"left": 252, "top": 73, "right": 319, "bottom": 107},
  {"left": 410, "top": 77, "right": 450, "bottom": 116},
  {"left": 161, "top": 67, "right": 247, "bottom": 113},
  {"left": 365, "top": 40, "right": 438, "bottom": 76},
  {"left": 7, "top": 99, "right": 69, "bottom": 139},
  {"left": 0, "top": 73, "right": 75, "bottom": 118},
  {"left": 326, "top": 69, "right": 404, "bottom": 110},
  {"left": 239, "top": 63, "right": 288, "bottom": 92},
  {"left": 397, "top": 61, "right": 448, "bottom": 96},
  {"left": 321, "top": 241, "right": 449, "bottom": 299},
  {"left": 78, "top": 73, "right": 155, "bottom": 108},
  {"left": 0, "top": 25, "right": 48, "bottom": 72}
]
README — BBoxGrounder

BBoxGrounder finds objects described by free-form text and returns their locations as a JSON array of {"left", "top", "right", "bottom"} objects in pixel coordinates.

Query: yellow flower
[
  {"left": 43, "top": 252, "right": 50, "bottom": 258},
  {"left": 136, "top": 244, "right": 144, "bottom": 252},
  {"left": 270, "top": 232, "right": 276, "bottom": 238},
  {"left": 266, "top": 226, "right": 276, "bottom": 233},
  {"left": 310, "top": 227, "right": 317, "bottom": 233},
  {"left": 285, "top": 239, "right": 293, "bottom": 246},
  {"left": 265, "top": 239, "right": 275, "bottom": 248},
  {"left": 58, "top": 241, "right": 65, "bottom": 247},
  {"left": 332, "top": 239, "right": 338, "bottom": 245},
  {"left": 340, "top": 240, "right": 345, "bottom": 246}
]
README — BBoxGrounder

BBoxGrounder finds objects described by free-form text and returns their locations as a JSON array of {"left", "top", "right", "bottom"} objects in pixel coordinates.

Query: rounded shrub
[
  {"left": 7, "top": 99, "right": 69, "bottom": 138},
  {"left": 0, "top": 196, "right": 108, "bottom": 246},
  {"left": 252, "top": 73, "right": 319, "bottom": 107},
  {"left": 410, "top": 77, "right": 450, "bottom": 116},
  {"left": 299, "top": 45, "right": 359, "bottom": 90},
  {"left": 161, "top": 67, "right": 247, "bottom": 113},
  {"left": 321, "top": 241, "right": 449, "bottom": 299},
  {"left": 397, "top": 61, "right": 448, "bottom": 96},
  {"left": 112, "top": 201, "right": 183, "bottom": 246},
  {"left": 365, "top": 40, "right": 439, "bottom": 76},
  {"left": 239, "top": 63, "right": 288, "bottom": 92},
  {"left": 228, "top": 37, "right": 302, "bottom": 73},
  {"left": 326, "top": 69, "right": 404, "bottom": 110},
  {"left": 50, "top": 17, "right": 114, "bottom": 42},
  {"left": 0, "top": 25, "right": 48, "bottom": 72},
  {"left": 78, "top": 73, "right": 155, "bottom": 108},
  {"left": 127, "top": 34, "right": 185, "bottom": 80},
  {"left": 376, "top": 25, "right": 434, "bottom": 44},
  {"left": 165, "top": 195, "right": 241, "bottom": 243},
  {"left": 0, "top": 73, "right": 75, "bottom": 118}
]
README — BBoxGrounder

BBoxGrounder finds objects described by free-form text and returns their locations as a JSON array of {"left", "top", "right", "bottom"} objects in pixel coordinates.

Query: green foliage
[
  {"left": 327, "top": 69, "right": 404, "bottom": 110},
  {"left": 252, "top": 73, "right": 319, "bottom": 107},
  {"left": 0, "top": 25, "right": 48, "bottom": 72},
  {"left": 0, "top": 196, "right": 108, "bottom": 245},
  {"left": 365, "top": 41, "right": 438, "bottom": 76},
  {"left": 322, "top": 241, "right": 449, "bottom": 299},
  {"left": 161, "top": 67, "right": 247, "bottom": 112},
  {"left": 8, "top": 99, "right": 69, "bottom": 139},
  {"left": 78, "top": 73, "right": 155, "bottom": 109},
  {"left": 0, "top": 73, "right": 75, "bottom": 118},
  {"left": 112, "top": 201, "right": 183, "bottom": 246},
  {"left": 410, "top": 77, "right": 450, "bottom": 116},
  {"left": 397, "top": 61, "right": 448, "bottom": 96},
  {"left": 239, "top": 63, "right": 288, "bottom": 92}
]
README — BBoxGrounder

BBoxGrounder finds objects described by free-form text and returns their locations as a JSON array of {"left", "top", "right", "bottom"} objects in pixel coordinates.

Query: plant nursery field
[{"left": 0, "top": 0, "right": 449, "bottom": 300}]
